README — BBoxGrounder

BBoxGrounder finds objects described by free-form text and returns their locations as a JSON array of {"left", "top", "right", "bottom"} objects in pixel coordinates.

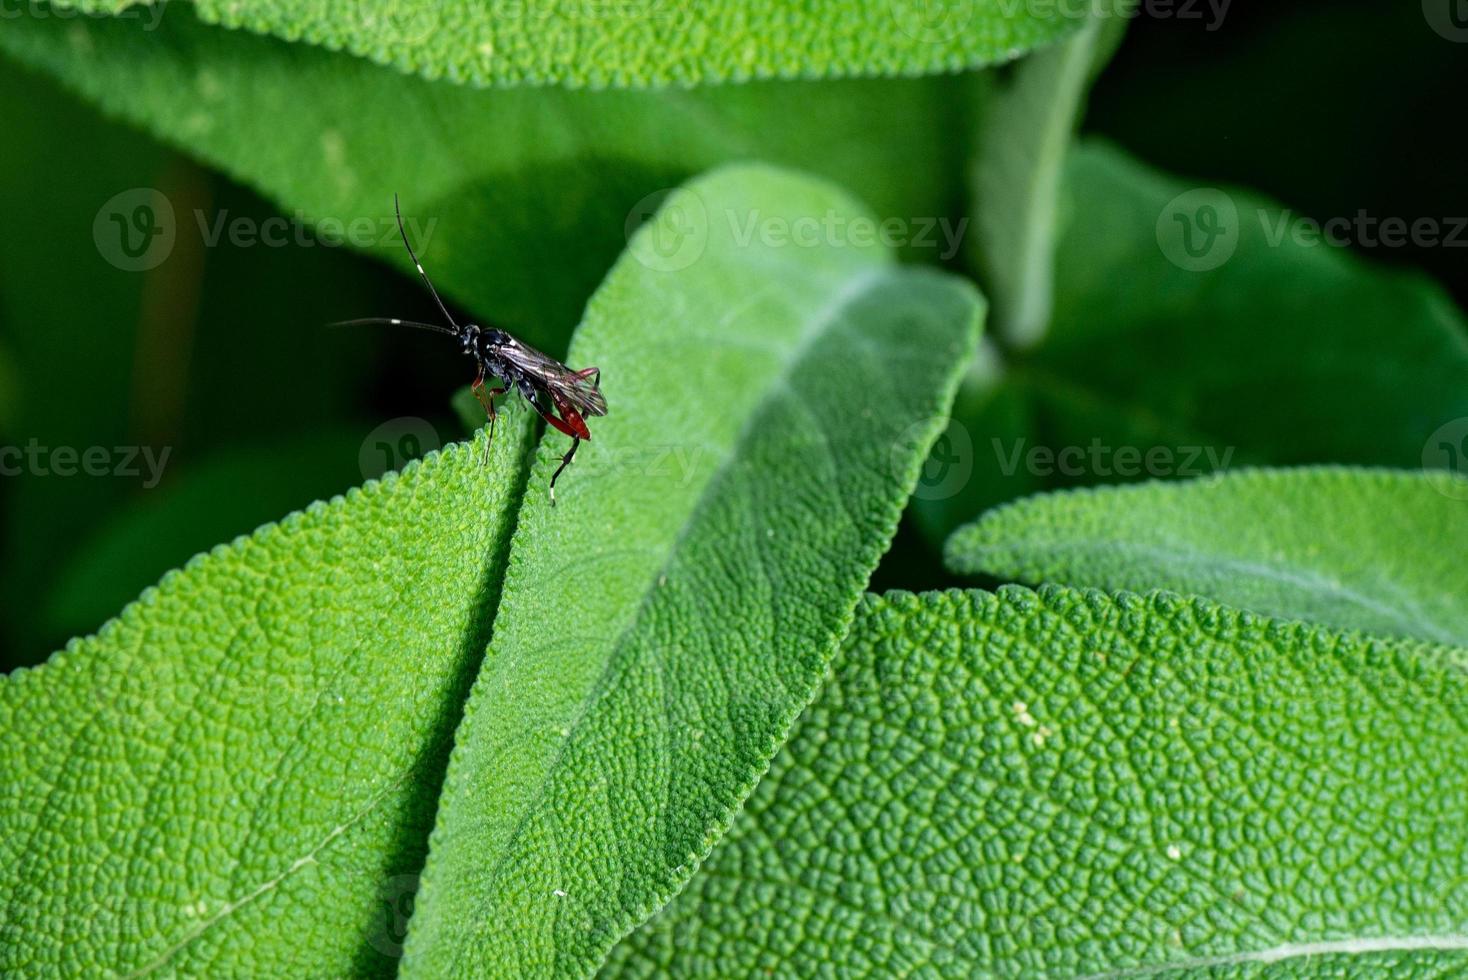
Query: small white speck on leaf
[
  {"left": 1167, "top": 844, "right": 1182, "bottom": 861},
  {"left": 1012, "top": 701, "right": 1037, "bottom": 727},
  {"left": 553, "top": 889, "right": 567, "bottom": 898}
]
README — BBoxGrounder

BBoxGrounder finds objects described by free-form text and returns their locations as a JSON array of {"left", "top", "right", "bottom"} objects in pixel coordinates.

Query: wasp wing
[{"left": 497, "top": 339, "right": 607, "bottom": 417}]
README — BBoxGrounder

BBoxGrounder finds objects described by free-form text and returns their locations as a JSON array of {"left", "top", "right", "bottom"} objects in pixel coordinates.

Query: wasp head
[{"left": 460, "top": 324, "right": 480, "bottom": 356}]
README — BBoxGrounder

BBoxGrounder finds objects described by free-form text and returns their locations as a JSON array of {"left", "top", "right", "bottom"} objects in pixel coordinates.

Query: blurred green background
[{"left": 1, "top": 0, "right": 1462, "bottom": 670}]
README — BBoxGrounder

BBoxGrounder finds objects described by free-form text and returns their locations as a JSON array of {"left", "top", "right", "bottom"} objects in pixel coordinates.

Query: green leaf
[
  {"left": 59, "top": 0, "right": 1078, "bottom": 88},
  {"left": 0, "top": 417, "right": 534, "bottom": 976},
  {"left": 401, "top": 164, "right": 984, "bottom": 976},
  {"left": 966, "top": 16, "right": 1104, "bottom": 348},
  {"left": 912, "top": 140, "right": 1468, "bottom": 547},
  {"left": 945, "top": 467, "right": 1468, "bottom": 648},
  {"left": 608, "top": 587, "right": 1468, "bottom": 976},
  {"left": 39, "top": 430, "right": 369, "bottom": 645},
  {"left": 0, "top": 8, "right": 975, "bottom": 345}
]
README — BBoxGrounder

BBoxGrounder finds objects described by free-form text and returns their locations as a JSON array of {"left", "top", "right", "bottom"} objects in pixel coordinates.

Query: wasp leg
[
  {"left": 521, "top": 391, "right": 583, "bottom": 504},
  {"left": 471, "top": 374, "right": 508, "bottom": 465},
  {"left": 572, "top": 366, "right": 601, "bottom": 387},
  {"left": 549, "top": 437, "right": 580, "bottom": 506}
]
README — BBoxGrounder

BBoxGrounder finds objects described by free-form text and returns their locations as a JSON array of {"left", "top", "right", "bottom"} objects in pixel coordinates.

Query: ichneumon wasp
[{"left": 339, "top": 197, "right": 607, "bottom": 502}]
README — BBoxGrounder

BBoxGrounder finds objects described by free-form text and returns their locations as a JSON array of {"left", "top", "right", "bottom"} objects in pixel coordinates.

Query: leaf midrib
[
  {"left": 1075, "top": 934, "right": 1468, "bottom": 979},
  {"left": 123, "top": 771, "right": 414, "bottom": 978}
]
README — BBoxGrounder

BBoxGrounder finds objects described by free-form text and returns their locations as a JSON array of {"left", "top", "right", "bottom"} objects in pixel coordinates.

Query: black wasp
[{"left": 340, "top": 197, "right": 607, "bottom": 501}]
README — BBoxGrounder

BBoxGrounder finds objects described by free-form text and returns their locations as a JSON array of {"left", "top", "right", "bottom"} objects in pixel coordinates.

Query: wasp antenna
[
  {"left": 330, "top": 317, "right": 459, "bottom": 338},
  {"left": 394, "top": 194, "right": 460, "bottom": 330}
]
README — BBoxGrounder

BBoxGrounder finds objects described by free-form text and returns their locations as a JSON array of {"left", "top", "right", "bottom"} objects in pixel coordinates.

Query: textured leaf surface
[
  {"left": 0, "top": 416, "right": 534, "bottom": 975},
  {"left": 912, "top": 141, "right": 1468, "bottom": 546},
  {"left": 947, "top": 468, "right": 1468, "bottom": 647},
  {"left": 0, "top": 8, "right": 971, "bottom": 345},
  {"left": 401, "top": 164, "right": 984, "bottom": 976},
  {"left": 608, "top": 587, "right": 1468, "bottom": 976},
  {"left": 61, "top": 0, "right": 1077, "bottom": 88}
]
